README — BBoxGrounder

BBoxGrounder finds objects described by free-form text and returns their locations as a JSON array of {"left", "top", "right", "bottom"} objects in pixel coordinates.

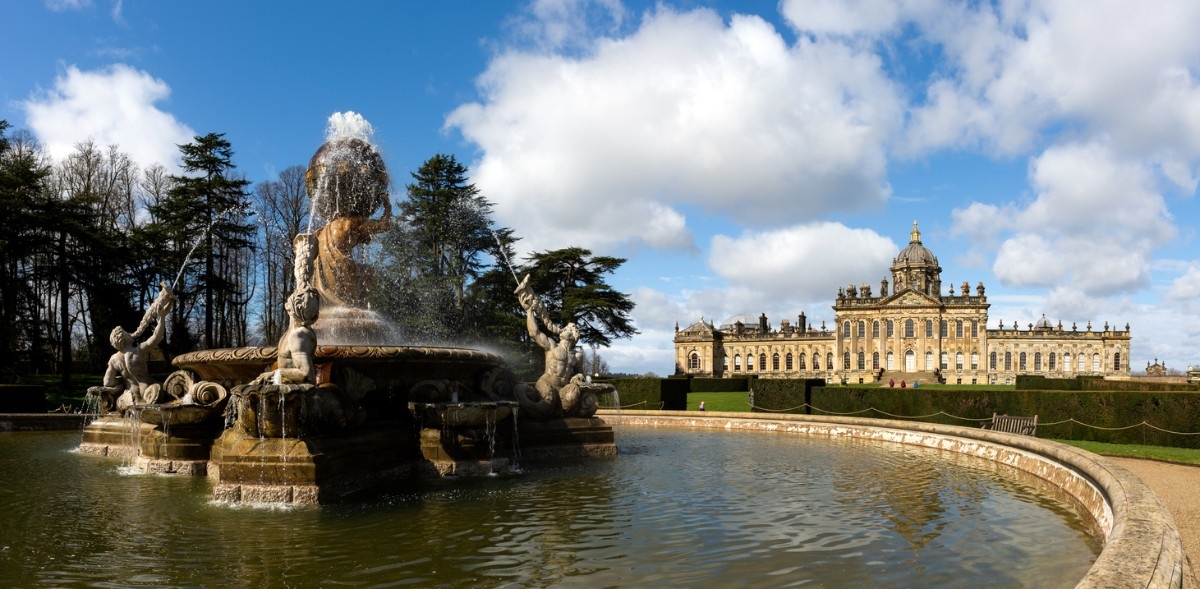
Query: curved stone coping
[
  {"left": 596, "top": 410, "right": 1193, "bottom": 589},
  {"left": 172, "top": 345, "right": 504, "bottom": 366}
]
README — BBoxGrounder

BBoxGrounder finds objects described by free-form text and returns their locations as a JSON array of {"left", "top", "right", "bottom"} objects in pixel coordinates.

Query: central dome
[{"left": 894, "top": 221, "right": 937, "bottom": 265}]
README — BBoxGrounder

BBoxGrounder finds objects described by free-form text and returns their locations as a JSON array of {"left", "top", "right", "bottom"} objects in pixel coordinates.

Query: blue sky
[{"left": 6, "top": 0, "right": 1200, "bottom": 376}]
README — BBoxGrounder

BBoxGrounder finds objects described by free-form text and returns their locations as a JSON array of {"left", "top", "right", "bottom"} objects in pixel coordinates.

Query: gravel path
[{"left": 1106, "top": 457, "right": 1200, "bottom": 582}]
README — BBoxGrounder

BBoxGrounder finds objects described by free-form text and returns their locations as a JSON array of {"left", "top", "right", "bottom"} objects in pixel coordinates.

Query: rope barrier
[{"left": 725, "top": 400, "right": 1200, "bottom": 437}]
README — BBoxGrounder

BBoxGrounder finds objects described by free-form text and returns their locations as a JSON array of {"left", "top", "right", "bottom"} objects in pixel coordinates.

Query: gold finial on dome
[{"left": 910, "top": 220, "right": 921, "bottom": 243}]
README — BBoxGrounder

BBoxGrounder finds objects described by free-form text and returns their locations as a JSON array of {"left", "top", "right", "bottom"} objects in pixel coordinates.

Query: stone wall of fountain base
[
  {"left": 208, "top": 425, "right": 420, "bottom": 504},
  {"left": 80, "top": 414, "right": 617, "bottom": 505},
  {"left": 600, "top": 410, "right": 1193, "bottom": 589},
  {"left": 79, "top": 415, "right": 214, "bottom": 476}
]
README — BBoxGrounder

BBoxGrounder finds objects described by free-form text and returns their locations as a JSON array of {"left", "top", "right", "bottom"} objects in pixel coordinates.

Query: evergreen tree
[
  {"left": 151, "top": 133, "right": 255, "bottom": 349},
  {"left": 522, "top": 247, "right": 638, "bottom": 348},
  {"left": 377, "top": 154, "right": 499, "bottom": 342}
]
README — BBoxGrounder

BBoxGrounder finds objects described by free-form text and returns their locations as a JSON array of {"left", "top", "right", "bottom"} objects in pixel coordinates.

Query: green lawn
[
  {"left": 1054, "top": 439, "right": 1200, "bottom": 464},
  {"left": 687, "top": 392, "right": 752, "bottom": 412}
]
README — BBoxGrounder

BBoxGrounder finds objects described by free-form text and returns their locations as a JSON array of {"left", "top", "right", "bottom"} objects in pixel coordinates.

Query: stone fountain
[{"left": 79, "top": 114, "right": 616, "bottom": 504}]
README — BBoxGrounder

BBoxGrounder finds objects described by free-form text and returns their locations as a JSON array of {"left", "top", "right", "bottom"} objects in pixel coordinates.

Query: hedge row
[
  {"left": 608, "top": 378, "right": 688, "bottom": 410},
  {"left": 799, "top": 386, "right": 1200, "bottom": 448},
  {"left": 612, "top": 375, "right": 1200, "bottom": 448}
]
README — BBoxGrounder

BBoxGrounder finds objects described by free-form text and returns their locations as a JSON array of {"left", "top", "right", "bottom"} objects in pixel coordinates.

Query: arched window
[
  {"left": 1004, "top": 352, "right": 1012, "bottom": 371},
  {"left": 1113, "top": 352, "right": 1121, "bottom": 371},
  {"left": 990, "top": 351, "right": 997, "bottom": 370},
  {"left": 734, "top": 355, "right": 742, "bottom": 371},
  {"left": 1063, "top": 352, "right": 1072, "bottom": 372},
  {"left": 887, "top": 351, "right": 895, "bottom": 370},
  {"left": 843, "top": 352, "right": 851, "bottom": 369},
  {"left": 872, "top": 321, "right": 880, "bottom": 337},
  {"left": 827, "top": 353, "right": 834, "bottom": 370},
  {"left": 813, "top": 353, "right": 821, "bottom": 370},
  {"left": 955, "top": 352, "right": 963, "bottom": 370},
  {"left": 843, "top": 321, "right": 851, "bottom": 337},
  {"left": 926, "top": 320, "right": 934, "bottom": 338},
  {"left": 1034, "top": 352, "right": 1042, "bottom": 371},
  {"left": 886, "top": 320, "right": 894, "bottom": 338},
  {"left": 857, "top": 351, "right": 865, "bottom": 370},
  {"left": 925, "top": 351, "right": 934, "bottom": 370},
  {"left": 785, "top": 353, "right": 793, "bottom": 371},
  {"left": 723, "top": 356, "right": 729, "bottom": 371},
  {"left": 1049, "top": 352, "right": 1057, "bottom": 371},
  {"left": 1019, "top": 352, "right": 1027, "bottom": 371},
  {"left": 760, "top": 353, "right": 767, "bottom": 372},
  {"left": 857, "top": 321, "right": 866, "bottom": 338},
  {"left": 905, "top": 319, "right": 914, "bottom": 338},
  {"left": 768, "top": 353, "right": 776, "bottom": 371},
  {"left": 1092, "top": 353, "right": 1100, "bottom": 372},
  {"left": 971, "top": 321, "right": 978, "bottom": 337},
  {"left": 941, "top": 352, "right": 949, "bottom": 369},
  {"left": 872, "top": 352, "right": 879, "bottom": 369},
  {"left": 905, "top": 350, "right": 914, "bottom": 371},
  {"left": 955, "top": 320, "right": 963, "bottom": 338},
  {"left": 798, "top": 353, "right": 806, "bottom": 370},
  {"left": 747, "top": 354, "right": 756, "bottom": 371},
  {"left": 689, "top": 353, "right": 700, "bottom": 370},
  {"left": 971, "top": 352, "right": 979, "bottom": 370}
]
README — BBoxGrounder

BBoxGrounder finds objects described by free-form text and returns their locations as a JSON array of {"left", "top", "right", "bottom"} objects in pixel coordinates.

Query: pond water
[{"left": 0, "top": 428, "right": 1099, "bottom": 588}]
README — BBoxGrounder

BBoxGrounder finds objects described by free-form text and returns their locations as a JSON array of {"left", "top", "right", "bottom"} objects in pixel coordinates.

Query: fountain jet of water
[{"left": 491, "top": 230, "right": 521, "bottom": 287}]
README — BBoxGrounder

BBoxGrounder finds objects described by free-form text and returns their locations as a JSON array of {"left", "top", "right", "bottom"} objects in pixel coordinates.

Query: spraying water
[
  {"left": 491, "top": 230, "right": 521, "bottom": 286},
  {"left": 307, "top": 111, "right": 378, "bottom": 234},
  {"left": 172, "top": 208, "right": 238, "bottom": 291}
]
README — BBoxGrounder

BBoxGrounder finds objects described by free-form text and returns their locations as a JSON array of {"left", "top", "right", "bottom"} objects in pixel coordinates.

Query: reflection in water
[{"left": 0, "top": 430, "right": 1098, "bottom": 588}]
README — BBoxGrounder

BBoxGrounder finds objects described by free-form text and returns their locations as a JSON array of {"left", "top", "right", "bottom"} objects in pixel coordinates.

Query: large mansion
[{"left": 674, "top": 222, "right": 1131, "bottom": 385}]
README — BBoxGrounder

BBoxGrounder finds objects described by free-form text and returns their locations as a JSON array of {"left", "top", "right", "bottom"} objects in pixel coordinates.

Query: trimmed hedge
[
  {"left": 795, "top": 385, "right": 1200, "bottom": 448},
  {"left": 691, "top": 377, "right": 753, "bottom": 393},
  {"left": 610, "top": 378, "right": 688, "bottom": 410},
  {"left": 751, "top": 379, "right": 825, "bottom": 413}
]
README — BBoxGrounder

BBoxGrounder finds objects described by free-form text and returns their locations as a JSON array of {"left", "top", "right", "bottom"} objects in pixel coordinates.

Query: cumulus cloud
[
  {"left": 23, "top": 64, "right": 194, "bottom": 172},
  {"left": 989, "top": 140, "right": 1173, "bottom": 295},
  {"left": 709, "top": 222, "right": 897, "bottom": 303},
  {"left": 779, "top": 0, "right": 903, "bottom": 37},
  {"left": 905, "top": 0, "right": 1200, "bottom": 162},
  {"left": 448, "top": 5, "right": 901, "bottom": 254},
  {"left": 1168, "top": 264, "right": 1200, "bottom": 301}
]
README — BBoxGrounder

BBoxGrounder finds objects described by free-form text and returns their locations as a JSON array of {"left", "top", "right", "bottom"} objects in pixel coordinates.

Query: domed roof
[
  {"left": 719, "top": 314, "right": 755, "bottom": 330},
  {"left": 894, "top": 220, "right": 937, "bottom": 265},
  {"left": 1035, "top": 314, "right": 1053, "bottom": 329}
]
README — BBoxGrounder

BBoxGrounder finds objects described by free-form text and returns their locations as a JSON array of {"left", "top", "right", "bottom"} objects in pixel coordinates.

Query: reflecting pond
[{"left": 0, "top": 428, "right": 1098, "bottom": 588}]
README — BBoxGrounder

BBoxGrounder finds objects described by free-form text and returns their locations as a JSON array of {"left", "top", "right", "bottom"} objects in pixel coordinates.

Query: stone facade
[{"left": 674, "top": 222, "right": 1131, "bottom": 384}]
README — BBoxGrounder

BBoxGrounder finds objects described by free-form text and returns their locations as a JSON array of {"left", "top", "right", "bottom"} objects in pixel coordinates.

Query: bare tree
[{"left": 253, "top": 165, "right": 309, "bottom": 343}]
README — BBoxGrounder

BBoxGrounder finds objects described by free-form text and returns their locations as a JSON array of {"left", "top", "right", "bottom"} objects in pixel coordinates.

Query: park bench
[{"left": 983, "top": 413, "right": 1037, "bottom": 436}]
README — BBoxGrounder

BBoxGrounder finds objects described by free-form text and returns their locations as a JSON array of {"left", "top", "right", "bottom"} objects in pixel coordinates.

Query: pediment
[{"left": 882, "top": 289, "right": 938, "bottom": 308}]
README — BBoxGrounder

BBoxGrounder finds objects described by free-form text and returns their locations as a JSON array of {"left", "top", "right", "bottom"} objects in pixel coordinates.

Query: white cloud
[
  {"left": 23, "top": 64, "right": 194, "bottom": 173},
  {"left": 779, "top": 0, "right": 903, "bottom": 37},
  {"left": 709, "top": 222, "right": 897, "bottom": 302},
  {"left": 904, "top": 0, "right": 1200, "bottom": 163},
  {"left": 1168, "top": 264, "right": 1200, "bottom": 301},
  {"left": 448, "top": 5, "right": 901, "bottom": 254},
  {"left": 990, "top": 140, "right": 1174, "bottom": 296}
]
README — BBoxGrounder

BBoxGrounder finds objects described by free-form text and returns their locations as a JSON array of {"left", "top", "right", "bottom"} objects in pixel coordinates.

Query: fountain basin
[{"left": 603, "top": 410, "right": 1193, "bottom": 589}]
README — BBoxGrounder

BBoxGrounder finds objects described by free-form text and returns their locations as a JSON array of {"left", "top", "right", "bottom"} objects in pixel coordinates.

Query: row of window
[
  {"left": 988, "top": 351, "right": 1119, "bottom": 372},
  {"left": 842, "top": 318, "right": 979, "bottom": 340},
  {"left": 689, "top": 349, "right": 1122, "bottom": 373}
]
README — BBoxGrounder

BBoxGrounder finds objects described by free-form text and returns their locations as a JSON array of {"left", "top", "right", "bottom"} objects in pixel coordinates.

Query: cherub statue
[
  {"left": 255, "top": 234, "right": 320, "bottom": 385},
  {"left": 88, "top": 282, "right": 175, "bottom": 413}
]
